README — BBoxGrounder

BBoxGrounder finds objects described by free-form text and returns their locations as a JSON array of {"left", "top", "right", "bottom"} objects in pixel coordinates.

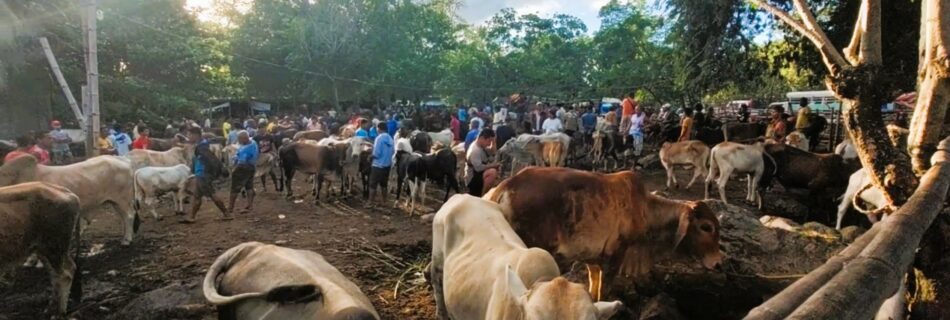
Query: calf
[
  {"left": 835, "top": 168, "right": 888, "bottom": 229},
  {"left": 133, "top": 164, "right": 192, "bottom": 220},
  {"left": 485, "top": 168, "right": 722, "bottom": 301},
  {"left": 762, "top": 143, "right": 852, "bottom": 210},
  {"left": 396, "top": 149, "right": 459, "bottom": 214},
  {"left": 0, "top": 182, "right": 82, "bottom": 317},
  {"left": 498, "top": 134, "right": 543, "bottom": 176},
  {"left": 0, "top": 155, "right": 139, "bottom": 245},
  {"left": 659, "top": 140, "right": 710, "bottom": 190},
  {"left": 431, "top": 195, "right": 623, "bottom": 320},
  {"left": 127, "top": 147, "right": 191, "bottom": 170},
  {"left": 204, "top": 242, "right": 379, "bottom": 320},
  {"left": 278, "top": 142, "right": 342, "bottom": 202},
  {"left": 704, "top": 141, "right": 772, "bottom": 208},
  {"left": 537, "top": 133, "right": 571, "bottom": 167},
  {"left": 785, "top": 131, "right": 809, "bottom": 151},
  {"left": 254, "top": 150, "right": 282, "bottom": 192}
]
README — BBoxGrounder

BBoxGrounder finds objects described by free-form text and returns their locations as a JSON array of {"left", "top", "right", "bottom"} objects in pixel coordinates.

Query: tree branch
[
  {"left": 906, "top": 0, "right": 950, "bottom": 175},
  {"left": 844, "top": 0, "right": 883, "bottom": 65},
  {"left": 746, "top": 0, "right": 849, "bottom": 74}
]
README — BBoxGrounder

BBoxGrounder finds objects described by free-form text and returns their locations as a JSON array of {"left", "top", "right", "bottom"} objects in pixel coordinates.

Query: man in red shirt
[
  {"left": 132, "top": 127, "right": 151, "bottom": 150},
  {"left": 3, "top": 135, "right": 34, "bottom": 164},
  {"left": 620, "top": 92, "right": 638, "bottom": 142},
  {"left": 30, "top": 132, "right": 52, "bottom": 165}
]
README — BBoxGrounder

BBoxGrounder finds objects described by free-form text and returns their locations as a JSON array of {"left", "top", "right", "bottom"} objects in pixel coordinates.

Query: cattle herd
[{"left": 0, "top": 114, "right": 898, "bottom": 320}]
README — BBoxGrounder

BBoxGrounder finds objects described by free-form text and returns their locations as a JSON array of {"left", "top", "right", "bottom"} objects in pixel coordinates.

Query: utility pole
[
  {"left": 38, "top": 37, "right": 84, "bottom": 129},
  {"left": 83, "top": 0, "right": 100, "bottom": 156}
]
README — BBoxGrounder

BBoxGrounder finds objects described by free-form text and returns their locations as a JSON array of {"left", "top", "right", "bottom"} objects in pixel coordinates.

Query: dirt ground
[{"left": 0, "top": 164, "right": 769, "bottom": 320}]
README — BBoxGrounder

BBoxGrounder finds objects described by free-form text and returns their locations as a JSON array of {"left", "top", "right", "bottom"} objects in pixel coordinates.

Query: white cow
[
  {"left": 705, "top": 141, "right": 772, "bottom": 208},
  {"left": 835, "top": 138, "right": 858, "bottom": 161},
  {"left": 785, "top": 131, "right": 809, "bottom": 151},
  {"left": 0, "top": 155, "right": 138, "bottom": 245},
  {"left": 431, "top": 194, "right": 622, "bottom": 320},
  {"left": 835, "top": 168, "right": 888, "bottom": 229},
  {"left": 428, "top": 129, "right": 454, "bottom": 150},
  {"left": 133, "top": 164, "right": 192, "bottom": 220},
  {"left": 127, "top": 146, "right": 191, "bottom": 170},
  {"left": 498, "top": 134, "right": 543, "bottom": 175},
  {"left": 203, "top": 242, "right": 379, "bottom": 320}
]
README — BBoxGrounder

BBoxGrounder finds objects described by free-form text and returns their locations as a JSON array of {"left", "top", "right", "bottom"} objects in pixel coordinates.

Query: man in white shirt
[{"left": 541, "top": 112, "right": 563, "bottom": 134}]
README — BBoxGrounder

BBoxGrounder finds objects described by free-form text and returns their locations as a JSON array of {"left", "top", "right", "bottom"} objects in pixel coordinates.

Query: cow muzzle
[{"left": 702, "top": 250, "right": 723, "bottom": 269}]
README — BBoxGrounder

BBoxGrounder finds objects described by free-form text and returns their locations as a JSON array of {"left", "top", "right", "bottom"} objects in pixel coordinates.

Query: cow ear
[
  {"left": 594, "top": 301, "right": 623, "bottom": 320},
  {"left": 0, "top": 155, "right": 38, "bottom": 185},
  {"left": 673, "top": 205, "right": 693, "bottom": 250},
  {"left": 505, "top": 265, "right": 528, "bottom": 303}
]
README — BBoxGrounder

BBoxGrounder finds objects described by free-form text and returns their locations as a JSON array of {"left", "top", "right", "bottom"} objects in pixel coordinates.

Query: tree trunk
[
  {"left": 906, "top": 0, "right": 950, "bottom": 175},
  {"left": 830, "top": 67, "right": 919, "bottom": 205},
  {"left": 785, "top": 137, "right": 950, "bottom": 319}
]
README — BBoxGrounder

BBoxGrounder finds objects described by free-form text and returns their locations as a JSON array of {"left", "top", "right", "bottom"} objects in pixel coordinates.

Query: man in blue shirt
[
  {"left": 229, "top": 131, "right": 258, "bottom": 214},
  {"left": 582, "top": 107, "right": 597, "bottom": 134},
  {"left": 458, "top": 107, "right": 468, "bottom": 123},
  {"left": 181, "top": 127, "right": 231, "bottom": 223},
  {"left": 387, "top": 115, "right": 399, "bottom": 137},
  {"left": 369, "top": 122, "right": 394, "bottom": 204},
  {"left": 355, "top": 119, "right": 371, "bottom": 139},
  {"left": 111, "top": 125, "right": 132, "bottom": 156},
  {"left": 464, "top": 123, "right": 480, "bottom": 151},
  {"left": 227, "top": 122, "right": 240, "bottom": 145}
]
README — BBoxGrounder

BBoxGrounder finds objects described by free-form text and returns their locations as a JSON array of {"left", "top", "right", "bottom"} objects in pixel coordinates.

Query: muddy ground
[{"left": 0, "top": 164, "right": 825, "bottom": 320}]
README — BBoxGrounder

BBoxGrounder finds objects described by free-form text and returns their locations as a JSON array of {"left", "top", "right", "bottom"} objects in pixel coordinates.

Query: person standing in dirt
[
  {"left": 369, "top": 122, "right": 394, "bottom": 206},
  {"left": 49, "top": 120, "right": 73, "bottom": 165},
  {"left": 229, "top": 131, "right": 257, "bottom": 214},
  {"left": 180, "top": 127, "right": 232, "bottom": 223}
]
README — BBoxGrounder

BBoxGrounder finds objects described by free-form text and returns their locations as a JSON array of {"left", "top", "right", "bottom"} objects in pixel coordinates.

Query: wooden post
[
  {"left": 82, "top": 85, "right": 92, "bottom": 155},
  {"left": 83, "top": 0, "right": 100, "bottom": 157},
  {"left": 38, "top": 37, "right": 84, "bottom": 129}
]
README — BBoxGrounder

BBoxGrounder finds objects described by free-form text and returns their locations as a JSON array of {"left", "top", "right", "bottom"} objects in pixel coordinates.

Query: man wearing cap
[{"left": 49, "top": 120, "right": 73, "bottom": 164}]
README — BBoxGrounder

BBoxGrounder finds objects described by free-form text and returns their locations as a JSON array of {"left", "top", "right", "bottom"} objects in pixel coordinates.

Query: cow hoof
[
  {"left": 156, "top": 216, "right": 164, "bottom": 221},
  {"left": 121, "top": 241, "right": 132, "bottom": 246}
]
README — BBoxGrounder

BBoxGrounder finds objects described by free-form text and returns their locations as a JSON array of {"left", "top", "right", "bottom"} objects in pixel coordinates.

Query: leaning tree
[{"left": 741, "top": 0, "right": 950, "bottom": 318}]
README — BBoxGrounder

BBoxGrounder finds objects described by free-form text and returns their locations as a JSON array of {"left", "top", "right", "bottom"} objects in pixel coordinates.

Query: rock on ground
[{"left": 111, "top": 281, "right": 212, "bottom": 320}]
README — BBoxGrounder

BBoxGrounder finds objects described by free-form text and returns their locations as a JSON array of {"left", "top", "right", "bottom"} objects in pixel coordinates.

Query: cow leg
[
  {"left": 586, "top": 264, "right": 603, "bottom": 302},
  {"left": 407, "top": 180, "right": 417, "bottom": 214},
  {"left": 145, "top": 197, "right": 161, "bottom": 221},
  {"left": 39, "top": 253, "right": 76, "bottom": 316},
  {"left": 311, "top": 175, "right": 318, "bottom": 197},
  {"left": 283, "top": 167, "right": 295, "bottom": 198},
  {"left": 717, "top": 167, "right": 733, "bottom": 205},
  {"left": 664, "top": 164, "right": 676, "bottom": 190},
  {"left": 419, "top": 181, "right": 427, "bottom": 212},
  {"left": 686, "top": 163, "right": 703, "bottom": 189},
  {"left": 111, "top": 202, "right": 136, "bottom": 246}
]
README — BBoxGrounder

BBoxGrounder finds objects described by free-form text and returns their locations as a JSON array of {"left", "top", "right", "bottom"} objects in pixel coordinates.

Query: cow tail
[
  {"left": 721, "top": 123, "right": 729, "bottom": 142},
  {"left": 763, "top": 151, "right": 778, "bottom": 175},
  {"left": 203, "top": 242, "right": 270, "bottom": 305},
  {"left": 132, "top": 170, "right": 141, "bottom": 211}
]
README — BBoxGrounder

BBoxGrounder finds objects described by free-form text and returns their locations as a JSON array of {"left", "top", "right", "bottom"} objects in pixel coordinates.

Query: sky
[
  {"left": 456, "top": 0, "right": 612, "bottom": 31},
  {"left": 185, "top": 0, "right": 614, "bottom": 32}
]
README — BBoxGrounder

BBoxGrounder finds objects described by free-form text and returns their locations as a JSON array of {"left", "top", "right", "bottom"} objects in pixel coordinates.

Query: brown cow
[
  {"left": 485, "top": 167, "right": 722, "bottom": 301},
  {"left": 278, "top": 142, "right": 342, "bottom": 202},
  {"left": 659, "top": 140, "right": 710, "bottom": 190},
  {"left": 0, "top": 182, "right": 82, "bottom": 317}
]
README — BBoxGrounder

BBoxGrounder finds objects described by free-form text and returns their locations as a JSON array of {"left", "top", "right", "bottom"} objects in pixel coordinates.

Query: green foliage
[{"left": 2, "top": 0, "right": 895, "bottom": 133}]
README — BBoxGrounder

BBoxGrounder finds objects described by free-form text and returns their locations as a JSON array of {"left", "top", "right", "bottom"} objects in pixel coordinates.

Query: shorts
[
  {"left": 189, "top": 175, "right": 217, "bottom": 198},
  {"left": 230, "top": 165, "right": 256, "bottom": 194},
  {"left": 370, "top": 166, "right": 391, "bottom": 189},
  {"left": 620, "top": 115, "right": 632, "bottom": 133},
  {"left": 467, "top": 170, "right": 485, "bottom": 197}
]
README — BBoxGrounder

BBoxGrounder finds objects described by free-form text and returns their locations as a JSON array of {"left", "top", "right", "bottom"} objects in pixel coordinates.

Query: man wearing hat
[{"left": 49, "top": 120, "right": 73, "bottom": 164}]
